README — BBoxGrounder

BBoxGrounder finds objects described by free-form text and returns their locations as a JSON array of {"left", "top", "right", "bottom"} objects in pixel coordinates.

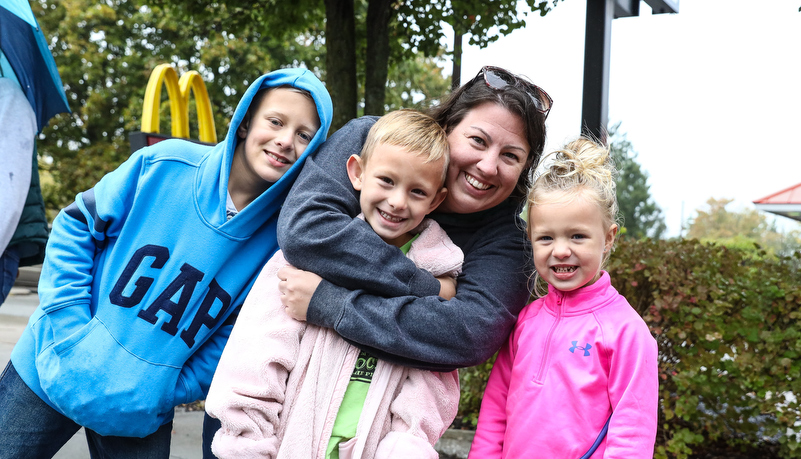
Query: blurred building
[{"left": 754, "top": 182, "right": 801, "bottom": 223}]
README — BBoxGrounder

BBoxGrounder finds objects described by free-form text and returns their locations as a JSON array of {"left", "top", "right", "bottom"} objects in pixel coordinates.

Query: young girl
[{"left": 469, "top": 137, "right": 659, "bottom": 458}]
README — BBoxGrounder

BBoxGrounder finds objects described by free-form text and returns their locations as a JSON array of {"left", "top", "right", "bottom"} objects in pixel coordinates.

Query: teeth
[
  {"left": 268, "top": 152, "right": 289, "bottom": 164},
  {"left": 465, "top": 173, "right": 491, "bottom": 190},
  {"left": 379, "top": 210, "right": 404, "bottom": 223},
  {"left": 553, "top": 266, "right": 577, "bottom": 273}
]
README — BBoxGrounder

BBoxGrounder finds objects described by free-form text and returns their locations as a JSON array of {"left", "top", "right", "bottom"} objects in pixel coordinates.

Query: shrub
[{"left": 456, "top": 237, "right": 801, "bottom": 458}]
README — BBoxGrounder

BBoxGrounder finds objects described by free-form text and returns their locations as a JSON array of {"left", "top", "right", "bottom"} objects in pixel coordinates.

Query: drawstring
[{"left": 579, "top": 414, "right": 611, "bottom": 459}]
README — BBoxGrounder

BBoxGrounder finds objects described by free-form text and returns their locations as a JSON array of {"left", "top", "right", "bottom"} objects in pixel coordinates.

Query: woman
[{"left": 276, "top": 65, "right": 551, "bottom": 372}]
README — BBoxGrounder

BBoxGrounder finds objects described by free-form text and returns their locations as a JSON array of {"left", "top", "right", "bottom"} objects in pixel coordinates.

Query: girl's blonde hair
[{"left": 526, "top": 136, "right": 621, "bottom": 294}]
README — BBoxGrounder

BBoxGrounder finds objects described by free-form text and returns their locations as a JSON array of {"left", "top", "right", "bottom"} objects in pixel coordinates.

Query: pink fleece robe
[
  {"left": 469, "top": 272, "right": 659, "bottom": 458},
  {"left": 206, "top": 218, "right": 463, "bottom": 459}
]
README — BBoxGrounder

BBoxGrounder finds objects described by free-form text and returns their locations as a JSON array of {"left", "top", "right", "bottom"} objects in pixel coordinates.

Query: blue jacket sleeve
[
  {"left": 36, "top": 151, "right": 145, "bottom": 344},
  {"left": 277, "top": 117, "right": 441, "bottom": 299}
]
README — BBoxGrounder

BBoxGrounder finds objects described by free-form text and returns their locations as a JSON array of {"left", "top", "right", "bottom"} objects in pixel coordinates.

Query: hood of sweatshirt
[{"left": 196, "top": 68, "right": 333, "bottom": 235}]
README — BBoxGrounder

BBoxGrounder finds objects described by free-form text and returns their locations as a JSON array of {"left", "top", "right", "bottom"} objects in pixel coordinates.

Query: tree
[
  {"left": 35, "top": 0, "right": 452, "bottom": 211},
  {"left": 363, "top": 0, "right": 393, "bottom": 115},
  {"left": 686, "top": 197, "right": 801, "bottom": 256},
  {"left": 324, "top": 0, "right": 358, "bottom": 128},
  {"left": 609, "top": 124, "right": 667, "bottom": 239},
  {"left": 154, "top": 0, "right": 562, "bottom": 129},
  {"left": 399, "top": 0, "right": 563, "bottom": 88},
  {"left": 383, "top": 53, "right": 452, "bottom": 111},
  {"left": 356, "top": 0, "right": 563, "bottom": 117},
  {"left": 33, "top": 0, "right": 284, "bottom": 214}
]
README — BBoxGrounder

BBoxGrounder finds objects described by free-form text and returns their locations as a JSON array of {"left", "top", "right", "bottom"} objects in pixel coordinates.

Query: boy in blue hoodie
[{"left": 0, "top": 68, "right": 332, "bottom": 458}]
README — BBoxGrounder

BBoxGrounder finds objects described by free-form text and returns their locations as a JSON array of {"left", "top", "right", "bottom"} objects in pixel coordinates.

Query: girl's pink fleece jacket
[
  {"left": 470, "top": 272, "right": 659, "bottom": 458},
  {"left": 205, "top": 218, "right": 463, "bottom": 459}
]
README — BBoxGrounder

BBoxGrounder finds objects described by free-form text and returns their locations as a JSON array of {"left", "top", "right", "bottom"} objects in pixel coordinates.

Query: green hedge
[{"left": 456, "top": 237, "right": 801, "bottom": 458}]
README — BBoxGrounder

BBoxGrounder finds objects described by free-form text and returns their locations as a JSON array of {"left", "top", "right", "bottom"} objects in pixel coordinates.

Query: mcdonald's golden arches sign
[{"left": 129, "top": 64, "right": 217, "bottom": 152}]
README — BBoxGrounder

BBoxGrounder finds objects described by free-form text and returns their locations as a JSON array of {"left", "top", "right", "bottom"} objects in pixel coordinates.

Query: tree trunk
[
  {"left": 364, "top": 0, "right": 392, "bottom": 116},
  {"left": 325, "top": 0, "right": 358, "bottom": 130},
  {"left": 451, "top": 30, "right": 463, "bottom": 90}
]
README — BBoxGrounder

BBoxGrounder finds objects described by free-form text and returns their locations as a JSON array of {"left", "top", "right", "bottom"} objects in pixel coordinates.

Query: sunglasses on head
[{"left": 470, "top": 66, "right": 553, "bottom": 119}]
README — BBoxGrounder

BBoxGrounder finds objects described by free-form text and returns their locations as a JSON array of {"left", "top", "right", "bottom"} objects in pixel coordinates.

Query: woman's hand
[
  {"left": 277, "top": 265, "right": 323, "bottom": 321},
  {"left": 436, "top": 275, "right": 457, "bottom": 300}
]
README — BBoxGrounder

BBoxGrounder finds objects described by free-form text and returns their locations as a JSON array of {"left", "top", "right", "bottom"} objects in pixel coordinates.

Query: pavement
[{"left": 1, "top": 271, "right": 205, "bottom": 459}]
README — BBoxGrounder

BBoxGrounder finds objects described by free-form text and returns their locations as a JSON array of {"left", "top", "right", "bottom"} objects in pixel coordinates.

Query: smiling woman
[
  {"left": 273, "top": 65, "right": 551, "bottom": 372},
  {"left": 435, "top": 102, "right": 528, "bottom": 214}
]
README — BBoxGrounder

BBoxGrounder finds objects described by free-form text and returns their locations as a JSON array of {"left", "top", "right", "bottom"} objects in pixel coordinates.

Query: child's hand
[
  {"left": 277, "top": 265, "right": 323, "bottom": 321},
  {"left": 436, "top": 275, "right": 457, "bottom": 300}
]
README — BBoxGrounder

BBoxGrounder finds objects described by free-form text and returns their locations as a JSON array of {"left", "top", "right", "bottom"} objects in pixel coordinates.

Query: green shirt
[{"left": 324, "top": 235, "right": 417, "bottom": 458}]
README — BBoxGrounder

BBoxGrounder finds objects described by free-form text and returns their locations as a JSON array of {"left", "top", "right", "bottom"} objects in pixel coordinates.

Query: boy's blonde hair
[
  {"left": 360, "top": 109, "right": 450, "bottom": 184},
  {"left": 527, "top": 136, "right": 621, "bottom": 266}
]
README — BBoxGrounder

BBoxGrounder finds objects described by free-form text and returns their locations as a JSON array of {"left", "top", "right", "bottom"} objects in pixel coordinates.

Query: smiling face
[
  {"left": 528, "top": 190, "right": 618, "bottom": 292},
  {"left": 436, "top": 102, "right": 530, "bottom": 214},
  {"left": 231, "top": 87, "right": 320, "bottom": 204},
  {"left": 348, "top": 144, "right": 448, "bottom": 247}
]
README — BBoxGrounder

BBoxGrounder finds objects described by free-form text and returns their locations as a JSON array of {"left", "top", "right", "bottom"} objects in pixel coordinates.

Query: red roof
[
  {"left": 753, "top": 182, "right": 801, "bottom": 205},
  {"left": 753, "top": 182, "right": 801, "bottom": 222}
]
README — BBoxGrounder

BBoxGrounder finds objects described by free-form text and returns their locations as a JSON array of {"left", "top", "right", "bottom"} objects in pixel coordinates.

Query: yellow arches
[{"left": 140, "top": 64, "right": 217, "bottom": 144}]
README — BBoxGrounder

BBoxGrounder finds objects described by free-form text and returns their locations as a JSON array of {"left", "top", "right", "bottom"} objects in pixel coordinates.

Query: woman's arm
[
  {"left": 277, "top": 116, "right": 441, "bottom": 299},
  {"left": 306, "top": 212, "right": 532, "bottom": 372},
  {"left": 279, "top": 117, "right": 532, "bottom": 371}
]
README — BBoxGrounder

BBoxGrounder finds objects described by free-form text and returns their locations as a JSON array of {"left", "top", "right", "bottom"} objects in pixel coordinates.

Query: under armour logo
[{"left": 569, "top": 341, "right": 592, "bottom": 356}]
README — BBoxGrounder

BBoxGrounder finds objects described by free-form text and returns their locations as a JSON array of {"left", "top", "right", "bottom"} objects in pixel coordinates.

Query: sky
[{"left": 451, "top": 0, "right": 801, "bottom": 237}]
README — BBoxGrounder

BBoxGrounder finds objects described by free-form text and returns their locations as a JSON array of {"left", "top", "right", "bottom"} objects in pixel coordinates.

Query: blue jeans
[
  {"left": 202, "top": 412, "right": 221, "bottom": 458},
  {"left": 0, "top": 361, "right": 173, "bottom": 459},
  {"left": 0, "top": 246, "right": 20, "bottom": 306}
]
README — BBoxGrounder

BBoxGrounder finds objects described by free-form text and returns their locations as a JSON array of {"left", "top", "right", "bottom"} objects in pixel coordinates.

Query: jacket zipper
[
  {"left": 318, "top": 347, "right": 354, "bottom": 458},
  {"left": 535, "top": 291, "right": 563, "bottom": 382}
]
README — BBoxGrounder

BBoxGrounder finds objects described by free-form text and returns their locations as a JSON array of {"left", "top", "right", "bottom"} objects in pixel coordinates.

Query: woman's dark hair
[{"left": 428, "top": 73, "right": 548, "bottom": 201}]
